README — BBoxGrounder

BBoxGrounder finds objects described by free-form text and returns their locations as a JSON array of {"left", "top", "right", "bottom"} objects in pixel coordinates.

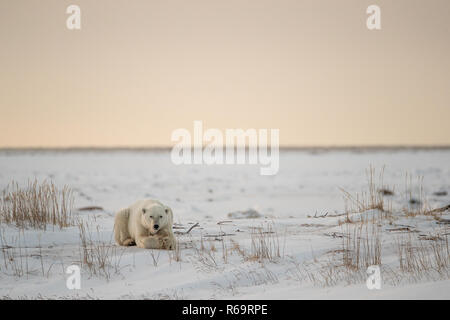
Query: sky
[{"left": 0, "top": 0, "right": 449, "bottom": 147}]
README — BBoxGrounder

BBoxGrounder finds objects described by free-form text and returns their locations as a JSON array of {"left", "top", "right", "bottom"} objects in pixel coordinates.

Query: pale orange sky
[{"left": 0, "top": 0, "right": 449, "bottom": 147}]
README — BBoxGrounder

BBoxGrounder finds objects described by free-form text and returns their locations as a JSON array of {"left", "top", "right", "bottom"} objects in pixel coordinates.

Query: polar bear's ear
[
  {"left": 142, "top": 208, "right": 147, "bottom": 214},
  {"left": 165, "top": 208, "right": 169, "bottom": 214}
]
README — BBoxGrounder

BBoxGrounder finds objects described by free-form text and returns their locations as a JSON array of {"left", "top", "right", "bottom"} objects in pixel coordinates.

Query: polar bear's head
[{"left": 141, "top": 203, "right": 173, "bottom": 235}]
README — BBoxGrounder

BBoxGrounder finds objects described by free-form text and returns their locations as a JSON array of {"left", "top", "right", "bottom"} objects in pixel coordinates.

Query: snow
[{"left": 0, "top": 149, "right": 449, "bottom": 299}]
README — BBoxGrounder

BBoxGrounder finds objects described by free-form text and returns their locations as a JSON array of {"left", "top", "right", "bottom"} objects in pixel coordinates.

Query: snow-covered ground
[{"left": 0, "top": 149, "right": 449, "bottom": 299}]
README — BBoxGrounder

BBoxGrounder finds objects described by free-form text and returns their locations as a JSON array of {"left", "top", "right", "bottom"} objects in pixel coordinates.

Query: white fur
[{"left": 114, "top": 199, "right": 176, "bottom": 250}]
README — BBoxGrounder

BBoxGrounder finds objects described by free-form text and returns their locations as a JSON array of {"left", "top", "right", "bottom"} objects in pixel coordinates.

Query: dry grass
[
  {"left": 286, "top": 256, "right": 403, "bottom": 287},
  {"left": 77, "top": 220, "right": 126, "bottom": 280},
  {"left": 341, "top": 221, "right": 382, "bottom": 270},
  {"left": 395, "top": 233, "right": 449, "bottom": 280},
  {"left": 0, "top": 226, "right": 70, "bottom": 280},
  {"left": 340, "top": 166, "right": 387, "bottom": 214},
  {"left": 0, "top": 293, "right": 99, "bottom": 300},
  {"left": 212, "top": 264, "right": 279, "bottom": 296},
  {"left": 0, "top": 228, "right": 31, "bottom": 278},
  {"left": 401, "top": 173, "right": 450, "bottom": 220},
  {"left": 147, "top": 289, "right": 185, "bottom": 300},
  {"left": 233, "top": 265, "right": 279, "bottom": 286},
  {"left": 247, "top": 223, "right": 282, "bottom": 263},
  {"left": 169, "top": 237, "right": 182, "bottom": 263},
  {"left": 148, "top": 249, "right": 161, "bottom": 267},
  {"left": 0, "top": 180, "right": 74, "bottom": 230},
  {"left": 188, "top": 223, "right": 283, "bottom": 273},
  {"left": 190, "top": 235, "right": 219, "bottom": 272},
  {"left": 297, "top": 213, "right": 383, "bottom": 286},
  {"left": 291, "top": 166, "right": 449, "bottom": 288},
  {"left": 292, "top": 167, "right": 387, "bottom": 287},
  {"left": 402, "top": 173, "right": 430, "bottom": 217}
]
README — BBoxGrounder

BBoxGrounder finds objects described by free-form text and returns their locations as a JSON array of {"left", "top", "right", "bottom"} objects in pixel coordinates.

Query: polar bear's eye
[
  {"left": 165, "top": 208, "right": 169, "bottom": 214},
  {"left": 159, "top": 215, "right": 163, "bottom": 218},
  {"left": 142, "top": 209, "right": 146, "bottom": 214}
]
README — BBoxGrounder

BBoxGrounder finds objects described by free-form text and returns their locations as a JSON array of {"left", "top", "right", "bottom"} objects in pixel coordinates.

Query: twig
[
  {"left": 185, "top": 222, "right": 200, "bottom": 234},
  {"left": 425, "top": 205, "right": 450, "bottom": 215},
  {"left": 217, "top": 220, "right": 233, "bottom": 225},
  {"left": 323, "top": 232, "right": 348, "bottom": 239},
  {"left": 203, "top": 232, "right": 235, "bottom": 238}
]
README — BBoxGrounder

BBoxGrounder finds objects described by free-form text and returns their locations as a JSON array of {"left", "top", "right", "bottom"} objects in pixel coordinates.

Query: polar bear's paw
[
  {"left": 161, "top": 236, "right": 176, "bottom": 250},
  {"left": 137, "top": 235, "right": 176, "bottom": 250},
  {"left": 122, "top": 238, "right": 136, "bottom": 246}
]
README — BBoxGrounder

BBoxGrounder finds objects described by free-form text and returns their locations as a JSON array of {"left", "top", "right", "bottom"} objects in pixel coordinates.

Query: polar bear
[{"left": 114, "top": 199, "right": 176, "bottom": 250}]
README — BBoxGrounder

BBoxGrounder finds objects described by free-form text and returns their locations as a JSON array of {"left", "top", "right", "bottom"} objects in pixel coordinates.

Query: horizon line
[{"left": 1, "top": 144, "right": 450, "bottom": 152}]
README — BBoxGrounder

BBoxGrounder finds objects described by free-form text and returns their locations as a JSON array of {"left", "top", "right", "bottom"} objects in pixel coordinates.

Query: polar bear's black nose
[{"left": 154, "top": 224, "right": 159, "bottom": 230}]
